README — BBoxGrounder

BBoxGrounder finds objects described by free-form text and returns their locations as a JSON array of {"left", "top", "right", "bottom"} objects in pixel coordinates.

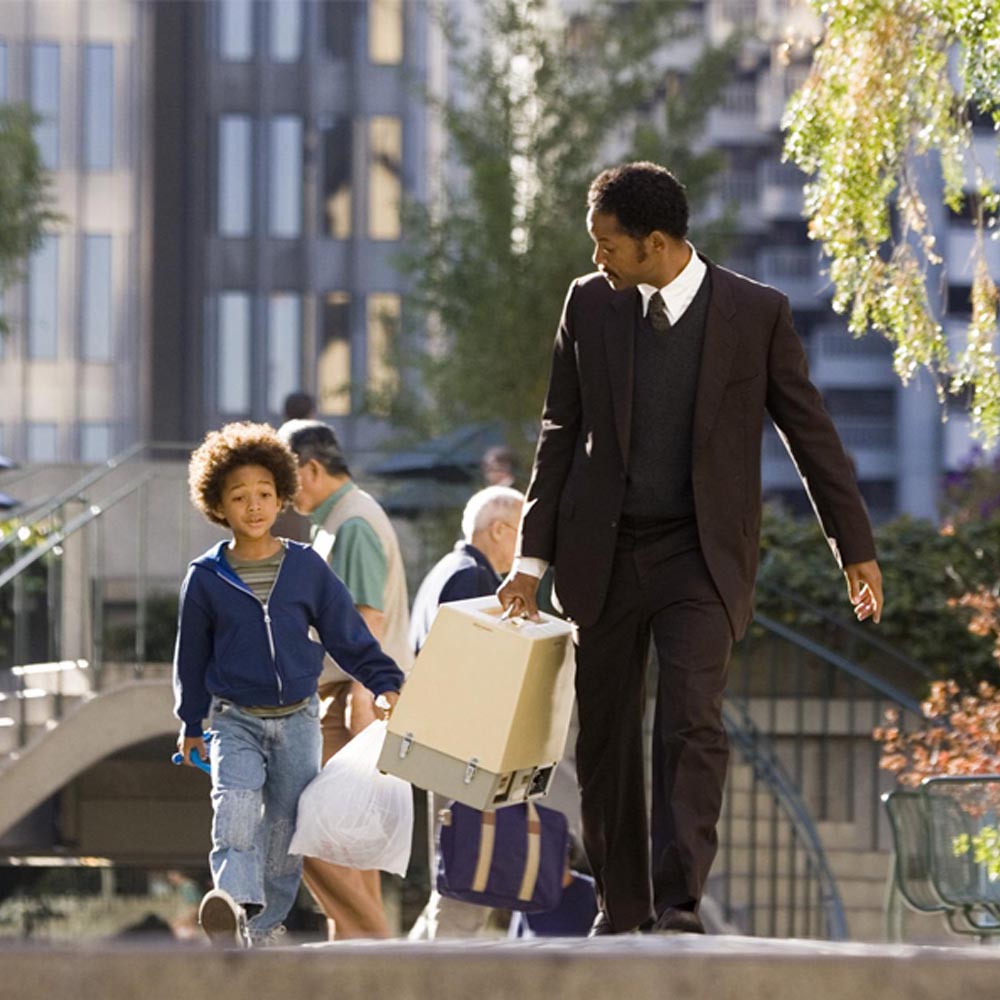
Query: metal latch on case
[
  {"left": 464, "top": 757, "right": 480, "bottom": 784},
  {"left": 399, "top": 732, "right": 414, "bottom": 759}
]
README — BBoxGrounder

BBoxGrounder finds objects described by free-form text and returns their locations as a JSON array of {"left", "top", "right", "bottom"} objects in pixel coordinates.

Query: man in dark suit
[{"left": 498, "top": 162, "right": 883, "bottom": 937}]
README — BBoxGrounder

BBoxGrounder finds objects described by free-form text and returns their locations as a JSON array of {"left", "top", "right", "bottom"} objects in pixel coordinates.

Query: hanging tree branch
[{"left": 783, "top": 0, "right": 1000, "bottom": 442}]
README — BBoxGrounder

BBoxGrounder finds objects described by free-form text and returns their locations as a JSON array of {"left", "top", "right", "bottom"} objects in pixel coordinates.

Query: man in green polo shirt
[{"left": 279, "top": 420, "right": 412, "bottom": 940}]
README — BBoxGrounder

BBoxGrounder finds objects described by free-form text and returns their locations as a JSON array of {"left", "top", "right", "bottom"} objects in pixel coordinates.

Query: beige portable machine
[{"left": 377, "top": 596, "right": 576, "bottom": 810}]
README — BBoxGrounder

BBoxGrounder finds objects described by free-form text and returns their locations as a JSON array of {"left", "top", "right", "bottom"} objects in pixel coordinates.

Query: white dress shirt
[
  {"left": 636, "top": 243, "right": 707, "bottom": 325},
  {"left": 513, "top": 245, "right": 706, "bottom": 582}
]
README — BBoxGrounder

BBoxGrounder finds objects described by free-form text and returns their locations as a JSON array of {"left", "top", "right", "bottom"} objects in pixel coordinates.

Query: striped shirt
[{"left": 226, "top": 548, "right": 284, "bottom": 603}]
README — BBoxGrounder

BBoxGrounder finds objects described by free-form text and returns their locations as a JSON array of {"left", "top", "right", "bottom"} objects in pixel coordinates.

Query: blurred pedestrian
[
  {"left": 272, "top": 393, "right": 317, "bottom": 542},
  {"left": 407, "top": 486, "right": 524, "bottom": 940},
  {"left": 409, "top": 486, "right": 523, "bottom": 654},
  {"left": 480, "top": 445, "right": 518, "bottom": 488},
  {"left": 279, "top": 419, "right": 412, "bottom": 940},
  {"left": 283, "top": 391, "right": 316, "bottom": 421}
]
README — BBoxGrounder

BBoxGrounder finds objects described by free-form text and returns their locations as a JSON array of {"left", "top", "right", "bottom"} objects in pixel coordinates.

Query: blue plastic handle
[{"left": 171, "top": 732, "right": 213, "bottom": 774}]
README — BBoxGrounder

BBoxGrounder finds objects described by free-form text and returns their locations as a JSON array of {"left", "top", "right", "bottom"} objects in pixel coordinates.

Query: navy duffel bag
[{"left": 436, "top": 799, "right": 569, "bottom": 912}]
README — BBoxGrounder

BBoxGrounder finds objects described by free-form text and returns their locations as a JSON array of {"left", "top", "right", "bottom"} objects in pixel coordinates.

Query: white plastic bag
[{"left": 289, "top": 720, "right": 413, "bottom": 876}]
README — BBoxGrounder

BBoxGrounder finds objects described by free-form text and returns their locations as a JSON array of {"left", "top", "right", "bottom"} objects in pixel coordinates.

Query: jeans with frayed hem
[{"left": 207, "top": 694, "right": 322, "bottom": 937}]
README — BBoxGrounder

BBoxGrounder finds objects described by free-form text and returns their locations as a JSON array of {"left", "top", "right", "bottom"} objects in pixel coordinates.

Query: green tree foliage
[
  {"left": 0, "top": 522, "right": 52, "bottom": 670},
  {"left": 783, "top": 0, "right": 1000, "bottom": 442},
  {"left": 753, "top": 502, "right": 1000, "bottom": 688},
  {"left": 0, "top": 104, "right": 61, "bottom": 335},
  {"left": 391, "top": 0, "right": 733, "bottom": 446}
]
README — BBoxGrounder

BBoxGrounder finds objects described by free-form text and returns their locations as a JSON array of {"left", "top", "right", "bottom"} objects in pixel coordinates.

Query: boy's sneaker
[
  {"left": 251, "top": 924, "right": 287, "bottom": 948},
  {"left": 198, "top": 888, "right": 248, "bottom": 948}
]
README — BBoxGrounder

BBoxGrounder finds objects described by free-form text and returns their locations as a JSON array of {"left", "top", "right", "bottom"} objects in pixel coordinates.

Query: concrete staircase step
[
  {"left": 825, "top": 848, "right": 892, "bottom": 881},
  {"left": 815, "top": 820, "right": 864, "bottom": 850},
  {"left": 719, "top": 874, "right": 887, "bottom": 910},
  {"left": 718, "top": 846, "right": 890, "bottom": 882},
  {"left": 720, "top": 817, "right": 860, "bottom": 850}
]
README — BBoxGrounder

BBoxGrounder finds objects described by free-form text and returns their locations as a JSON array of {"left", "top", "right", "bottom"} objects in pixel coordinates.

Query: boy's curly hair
[{"left": 189, "top": 422, "right": 299, "bottom": 527}]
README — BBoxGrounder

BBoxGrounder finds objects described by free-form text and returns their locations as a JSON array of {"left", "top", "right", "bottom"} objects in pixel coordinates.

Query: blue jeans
[{"left": 207, "top": 694, "right": 322, "bottom": 938}]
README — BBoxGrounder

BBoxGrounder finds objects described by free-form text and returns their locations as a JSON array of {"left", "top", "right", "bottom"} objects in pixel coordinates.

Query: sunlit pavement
[{"left": 4, "top": 934, "right": 1000, "bottom": 1000}]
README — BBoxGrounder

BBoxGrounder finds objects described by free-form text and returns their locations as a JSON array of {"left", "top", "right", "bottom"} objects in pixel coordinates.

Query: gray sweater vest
[{"left": 312, "top": 486, "right": 413, "bottom": 680}]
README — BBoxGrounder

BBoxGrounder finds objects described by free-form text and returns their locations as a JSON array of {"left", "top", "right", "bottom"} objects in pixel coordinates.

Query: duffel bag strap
[
  {"left": 517, "top": 801, "right": 543, "bottom": 903},
  {"left": 471, "top": 811, "right": 497, "bottom": 893}
]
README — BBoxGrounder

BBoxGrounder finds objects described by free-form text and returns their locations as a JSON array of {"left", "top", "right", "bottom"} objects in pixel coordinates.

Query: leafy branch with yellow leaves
[{"left": 784, "top": 0, "right": 1000, "bottom": 441}]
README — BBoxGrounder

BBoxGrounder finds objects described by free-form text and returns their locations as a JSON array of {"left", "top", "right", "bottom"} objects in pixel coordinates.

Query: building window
[
  {"left": 270, "top": 0, "right": 302, "bottom": 62},
  {"left": 319, "top": 292, "right": 351, "bottom": 414},
  {"left": 268, "top": 294, "right": 301, "bottom": 414},
  {"left": 219, "top": 116, "right": 253, "bottom": 236},
  {"left": 324, "top": 0, "right": 360, "bottom": 60},
  {"left": 80, "top": 423, "right": 113, "bottom": 463},
  {"left": 368, "top": 116, "right": 401, "bottom": 240},
  {"left": 31, "top": 44, "right": 60, "bottom": 169},
  {"left": 366, "top": 292, "right": 399, "bottom": 404},
  {"left": 269, "top": 116, "right": 302, "bottom": 237},
  {"left": 720, "top": 80, "right": 757, "bottom": 114},
  {"left": 217, "top": 293, "right": 252, "bottom": 414},
  {"left": 219, "top": 0, "right": 254, "bottom": 61},
  {"left": 84, "top": 45, "right": 114, "bottom": 170},
  {"left": 26, "top": 423, "right": 58, "bottom": 463},
  {"left": 321, "top": 117, "right": 352, "bottom": 238},
  {"left": 82, "top": 235, "right": 113, "bottom": 361},
  {"left": 28, "top": 236, "right": 59, "bottom": 360},
  {"left": 369, "top": 0, "right": 403, "bottom": 64},
  {"left": 824, "top": 388, "right": 895, "bottom": 419}
]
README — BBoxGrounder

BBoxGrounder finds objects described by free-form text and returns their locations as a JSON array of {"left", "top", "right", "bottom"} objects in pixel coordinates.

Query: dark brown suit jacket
[{"left": 519, "top": 258, "right": 876, "bottom": 637}]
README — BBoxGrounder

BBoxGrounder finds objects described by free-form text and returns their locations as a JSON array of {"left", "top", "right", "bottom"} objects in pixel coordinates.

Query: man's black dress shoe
[
  {"left": 588, "top": 911, "right": 617, "bottom": 937},
  {"left": 649, "top": 907, "right": 705, "bottom": 935}
]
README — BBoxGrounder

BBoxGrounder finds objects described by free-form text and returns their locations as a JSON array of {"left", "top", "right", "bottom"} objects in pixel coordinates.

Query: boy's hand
[{"left": 179, "top": 734, "right": 208, "bottom": 768}]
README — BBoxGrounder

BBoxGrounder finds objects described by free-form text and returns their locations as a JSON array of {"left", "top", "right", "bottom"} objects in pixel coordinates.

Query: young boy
[{"left": 173, "top": 422, "right": 403, "bottom": 947}]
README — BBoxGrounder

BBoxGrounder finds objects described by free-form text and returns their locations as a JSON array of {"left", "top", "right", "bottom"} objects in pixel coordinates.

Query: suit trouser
[
  {"left": 574, "top": 534, "right": 733, "bottom": 933},
  {"left": 301, "top": 680, "right": 390, "bottom": 940}
]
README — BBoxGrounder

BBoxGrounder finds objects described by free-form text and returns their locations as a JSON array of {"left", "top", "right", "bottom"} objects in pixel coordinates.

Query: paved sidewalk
[{"left": 4, "top": 934, "right": 1000, "bottom": 1000}]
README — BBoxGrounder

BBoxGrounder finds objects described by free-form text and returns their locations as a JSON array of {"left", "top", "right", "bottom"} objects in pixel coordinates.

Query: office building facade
[
  {"left": 150, "top": 0, "right": 440, "bottom": 457},
  {"left": 0, "top": 0, "right": 153, "bottom": 465}
]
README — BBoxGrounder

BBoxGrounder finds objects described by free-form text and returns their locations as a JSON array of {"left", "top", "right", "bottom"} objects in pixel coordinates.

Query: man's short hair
[
  {"left": 188, "top": 422, "right": 299, "bottom": 527},
  {"left": 587, "top": 161, "right": 689, "bottom": 241},
  {"left": 277, "top": 419, "right": 351, "bottom": 478},
  {"left": 462, "top": 486, "right": 524, "bottom": 543},
  {"left": 480, "top": 445, "right": 518, "bottom": 485},
  {"left": 283, "top": 391, "right": 315, "bottom": 420}
]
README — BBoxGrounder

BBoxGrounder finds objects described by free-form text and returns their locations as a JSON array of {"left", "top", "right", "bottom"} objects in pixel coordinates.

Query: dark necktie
[{"left": 648, "top": 290, "right": 671, "bottom": 332}]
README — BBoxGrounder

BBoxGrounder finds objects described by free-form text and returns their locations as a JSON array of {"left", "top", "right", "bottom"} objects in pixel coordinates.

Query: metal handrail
[
  {"left": 0, "top": 474, "right": 154, "bottom": 591},
  {"left": 0, "top": 442, "right": 145, "bottom": 554},
  {"left": 723, "top": 700, "right": 849, "bottom": 939},
  {"left": 755, "top": 578, "right": 933, "bottom": 681},
  {"left": 753, "top": 612, "right": 923, "bottom": 715}
]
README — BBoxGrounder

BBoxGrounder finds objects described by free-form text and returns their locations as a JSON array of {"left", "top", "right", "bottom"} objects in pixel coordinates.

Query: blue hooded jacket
[{"left": 173, "top": 539, "right": 404, "bottom": 736}]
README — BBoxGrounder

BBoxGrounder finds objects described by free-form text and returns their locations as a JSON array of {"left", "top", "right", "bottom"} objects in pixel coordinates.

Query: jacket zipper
[{"left": 214, "top": 550, "right": 287, "bottom": 704}]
